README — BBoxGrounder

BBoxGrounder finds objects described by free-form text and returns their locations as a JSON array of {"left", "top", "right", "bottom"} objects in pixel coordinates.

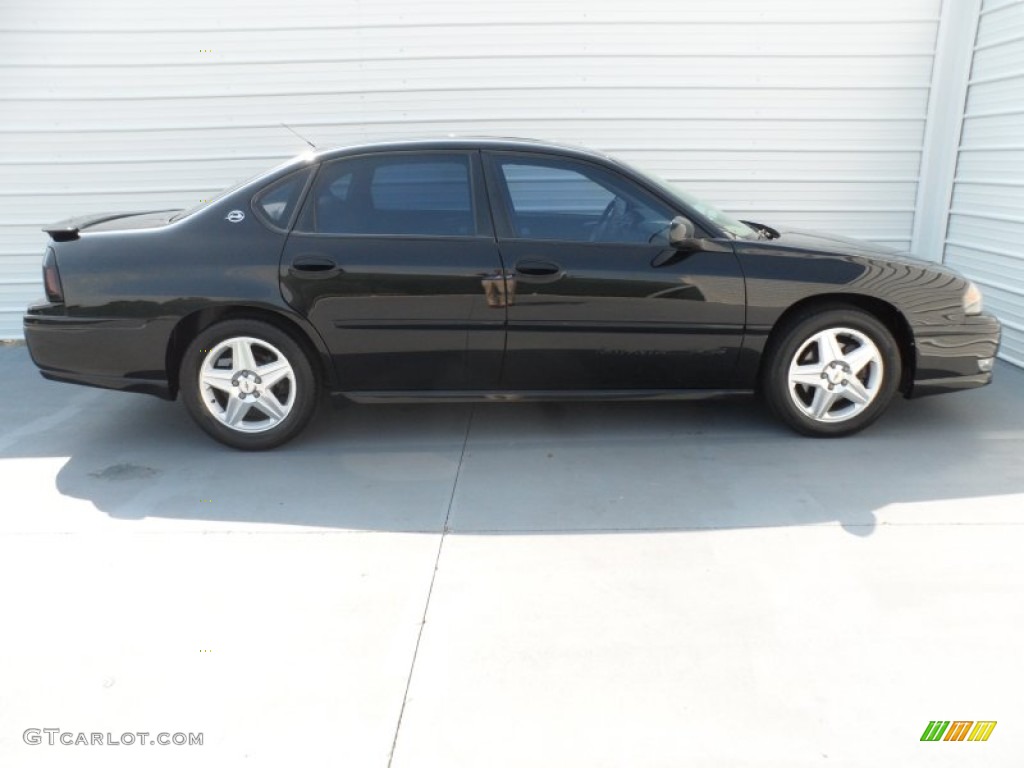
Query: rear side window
[
  {"left": 307, "top": 153, "right": 477, "bottom": 237},
  {"left": 371, "top": 161, "right": 471, "bottom": 212},
  {"left": 253, "top": 168, "right": 312, "bottom": 228}
]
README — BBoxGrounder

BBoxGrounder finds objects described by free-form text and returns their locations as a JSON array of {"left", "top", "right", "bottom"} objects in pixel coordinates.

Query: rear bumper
[
  {"left": 909, "top": 313, "right": 1001, "bottom": 398},
  {"left": 23, "top": 308, "right": 174, "bottom": 399}
]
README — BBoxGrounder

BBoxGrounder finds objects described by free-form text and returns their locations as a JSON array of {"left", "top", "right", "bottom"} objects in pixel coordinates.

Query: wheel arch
[
  {"left": 165, "top": 304, "right": 334, "bottom": 398},
  {"left": 757, "top": 293, "right": 915, "bottom": 395}
]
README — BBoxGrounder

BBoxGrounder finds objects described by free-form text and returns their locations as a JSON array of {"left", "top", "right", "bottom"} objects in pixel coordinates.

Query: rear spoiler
[{"left": 42, "top": 211, "right": 166, "bottom": 242}]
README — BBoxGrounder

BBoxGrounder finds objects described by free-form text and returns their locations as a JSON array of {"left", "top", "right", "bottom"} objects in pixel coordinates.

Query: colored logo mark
[{"left": 921, "top": 720, "right": 996, "bottom": 742}]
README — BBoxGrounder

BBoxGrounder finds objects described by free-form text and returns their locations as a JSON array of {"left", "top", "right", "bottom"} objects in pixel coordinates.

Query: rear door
[{"left": 279, "top": 150, "right": 505, "bottom": 391}]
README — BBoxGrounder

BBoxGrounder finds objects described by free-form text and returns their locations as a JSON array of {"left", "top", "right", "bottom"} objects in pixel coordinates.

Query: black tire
[
  {"left": 180, "top": 319, "right": 319, "bottom": 450},
  {"left": 762, "top": 306, "right": 901, "bottom": 437}
]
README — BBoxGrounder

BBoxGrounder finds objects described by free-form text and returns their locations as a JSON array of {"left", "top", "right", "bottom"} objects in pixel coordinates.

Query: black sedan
[{"left": 24, "top": 138, "right": 1000, "bottom": 449}]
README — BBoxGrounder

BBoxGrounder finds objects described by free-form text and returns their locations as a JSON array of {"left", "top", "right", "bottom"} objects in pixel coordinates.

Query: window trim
[{"left": 292, "top": 149, "right": 492, "bottom": 239}]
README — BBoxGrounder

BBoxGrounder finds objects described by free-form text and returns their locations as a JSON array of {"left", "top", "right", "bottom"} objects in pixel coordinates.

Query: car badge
[{"left": 225, "top": 210, "right": 245, "bottom": 223}]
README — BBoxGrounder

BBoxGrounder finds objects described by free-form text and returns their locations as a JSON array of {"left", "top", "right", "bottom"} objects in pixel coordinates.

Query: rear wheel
[
  {"left": 762, "top": 307, "right": 901, "bottom": 437},
  {"left": 180, "top": 319, "right": 318, "bottom": 450}
]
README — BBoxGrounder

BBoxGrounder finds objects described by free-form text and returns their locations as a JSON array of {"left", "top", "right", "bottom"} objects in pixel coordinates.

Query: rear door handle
[
  {"left": 515, "top": 259, "right": 564, "bottom": 284},
  {"left": 290, "top": 256, "right": 341, "bottom": 277}
]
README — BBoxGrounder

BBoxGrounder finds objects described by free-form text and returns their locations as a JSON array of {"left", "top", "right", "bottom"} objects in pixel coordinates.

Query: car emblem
[{"left": 225, "top": 210, "right": 245, "bottom": 223}]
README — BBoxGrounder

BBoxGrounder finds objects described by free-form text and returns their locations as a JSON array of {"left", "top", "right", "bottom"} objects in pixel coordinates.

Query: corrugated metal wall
[
  {"left": 944, "top": 0, "right": 1024, "bottom": 367},
  {"left": 1, "top": 0, "right": 942, "bottom": 339}
]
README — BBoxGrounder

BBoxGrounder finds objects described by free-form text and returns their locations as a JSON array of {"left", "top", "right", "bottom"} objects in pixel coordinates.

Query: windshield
[
  {"left": 669, "top": 187, "right": 760, "bottom": 239},
  {"left": 624, "top": 164, "right": 760, "bottom": 240}
]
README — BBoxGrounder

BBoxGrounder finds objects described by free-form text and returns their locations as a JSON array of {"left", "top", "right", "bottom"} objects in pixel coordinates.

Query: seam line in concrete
[
  {"left": 440, "top": 522, "right": 1024, "bottom": 534},
  {"left": 386, "top": 406, "right": 475, "bottom": 768}
]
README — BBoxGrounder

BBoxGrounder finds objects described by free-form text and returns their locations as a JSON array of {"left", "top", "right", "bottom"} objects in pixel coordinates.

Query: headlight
[{"left": 963, "top": 281, "right": 983, "bottom": 315}]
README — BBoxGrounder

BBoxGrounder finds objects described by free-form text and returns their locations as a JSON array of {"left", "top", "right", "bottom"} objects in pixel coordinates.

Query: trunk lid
[{"left": 43, "top": 210, "right": 180, "bottom": 242}]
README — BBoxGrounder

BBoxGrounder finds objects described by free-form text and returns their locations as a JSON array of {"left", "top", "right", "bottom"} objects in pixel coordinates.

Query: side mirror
[{"left": 668, "top": 216, "right": 699, "bottom": 250}]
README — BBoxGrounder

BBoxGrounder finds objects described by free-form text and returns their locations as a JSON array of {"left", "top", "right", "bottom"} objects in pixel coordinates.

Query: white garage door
[
  {"left": 2, "top": 0, "right": 942, "bottom": 339},
  {"left": 944, "top": 0, "right": 1024, "bottom": 368}
]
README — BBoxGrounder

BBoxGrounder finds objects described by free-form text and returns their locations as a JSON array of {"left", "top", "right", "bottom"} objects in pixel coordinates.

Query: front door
[{"left": 482, "top": 151, "right": 746, "bottom": 391}]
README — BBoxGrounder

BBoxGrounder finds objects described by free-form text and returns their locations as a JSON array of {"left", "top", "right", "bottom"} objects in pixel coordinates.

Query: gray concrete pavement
[{"left": 1, "top": 344, "right": 1022, "bottom": 767}]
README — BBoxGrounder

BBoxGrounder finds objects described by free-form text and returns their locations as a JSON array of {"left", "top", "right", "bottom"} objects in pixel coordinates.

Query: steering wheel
[{"left": 590, "top": 197, "right": 628, "bottom": 242}]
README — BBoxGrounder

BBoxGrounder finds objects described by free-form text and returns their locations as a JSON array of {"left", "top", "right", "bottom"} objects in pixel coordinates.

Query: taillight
[{"left": 43, "top": 247, "right": 64, "bottom": 303}]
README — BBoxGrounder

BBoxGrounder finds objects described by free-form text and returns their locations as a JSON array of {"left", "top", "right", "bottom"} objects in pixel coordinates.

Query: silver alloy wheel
[
  {"left": 787, "top": 327, "right": 884, "bottom": 423},
  {"left": 198, "top": 336, "right": 297, "bottom": 433}
]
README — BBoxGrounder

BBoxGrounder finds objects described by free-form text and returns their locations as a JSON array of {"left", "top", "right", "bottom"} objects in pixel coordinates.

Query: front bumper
[
  {"left": 23, "top": 308, "right": 174, "bottom": 399},
  {"left": 909, "top": 313, "right": 1001, "bottom": 398}
]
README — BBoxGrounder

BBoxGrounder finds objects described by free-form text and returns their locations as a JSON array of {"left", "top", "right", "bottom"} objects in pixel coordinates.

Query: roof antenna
[{"left": 281, "top": 123, "right": 317, "bottom": 150}]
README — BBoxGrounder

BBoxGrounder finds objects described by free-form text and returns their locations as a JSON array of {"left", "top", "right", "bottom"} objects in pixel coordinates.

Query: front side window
[
  {"left": 491, "top": 154, "right": 675, "bottom": 244},
  {"left": 503, "top": 164, "right": 614, "bottom": 216},
  {"left": 307, "top": 153, "right": 476, "bottom": 237}
]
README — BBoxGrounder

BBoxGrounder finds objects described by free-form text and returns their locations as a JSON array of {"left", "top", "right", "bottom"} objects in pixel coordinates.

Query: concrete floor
[{"left": 1, "top": 343, "right": 1022, "bottom": 767}]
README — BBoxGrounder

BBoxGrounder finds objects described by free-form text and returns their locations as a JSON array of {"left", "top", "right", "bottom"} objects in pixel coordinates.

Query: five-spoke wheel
[
  {"left": 763, "top": 307, "right": 901, "bottom": 436},
  {"left": 181, "top": 320, "right": 318, "bottom": 449},
  {"left": 198, "top": 336, "right": 296, "bottom": 432}
]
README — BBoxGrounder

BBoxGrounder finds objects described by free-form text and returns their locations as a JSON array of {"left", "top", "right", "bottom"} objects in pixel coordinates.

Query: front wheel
[
  {"left": 180, "top": 319, "right": 319, "bottom": 450},
  {"left": 762, "top": 307, "right": 902, "bottom": 437}
]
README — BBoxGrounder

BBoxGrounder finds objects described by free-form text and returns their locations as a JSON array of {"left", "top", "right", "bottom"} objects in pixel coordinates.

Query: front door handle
[{"left": 515, "top": 259, "right": 564, "bottom": 284}]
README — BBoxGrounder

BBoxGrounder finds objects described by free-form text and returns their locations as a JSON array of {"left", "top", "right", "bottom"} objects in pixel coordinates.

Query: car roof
[{"left": 311, "top": 136, "right": 615, "bottom": 164}]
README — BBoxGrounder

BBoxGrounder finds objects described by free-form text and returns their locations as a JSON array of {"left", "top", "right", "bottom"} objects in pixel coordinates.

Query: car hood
[
  {"left": 767, "top": 228, "right": 939, "bottom": 267},
  {"left": 44, "top": 210, "right": 180, "bottom": 241},
  {"left": 765, "top": 228, "right": 909, "bottom": 259}
]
